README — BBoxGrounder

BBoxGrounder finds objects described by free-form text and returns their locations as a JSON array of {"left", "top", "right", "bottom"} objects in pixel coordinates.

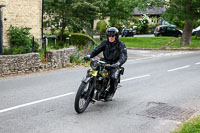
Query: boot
[{"left": 105, "top": 93, "right": 113, "bottom": 101}]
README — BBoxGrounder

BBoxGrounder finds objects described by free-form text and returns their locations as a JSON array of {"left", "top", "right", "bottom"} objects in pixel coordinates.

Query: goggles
[{"left": 108, "top": 35, "right": 115, "bottom": 37}]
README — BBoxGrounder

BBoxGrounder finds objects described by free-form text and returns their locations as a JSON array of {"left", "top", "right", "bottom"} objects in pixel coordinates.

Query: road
[
  {"left": 93, "top": 34, "right": 154, "bottom": 38},
  {"left": 0, "top": 50, "right": 200, "bottom": 133}
]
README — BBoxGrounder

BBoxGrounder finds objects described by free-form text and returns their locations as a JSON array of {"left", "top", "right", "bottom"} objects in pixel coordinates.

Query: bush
[
  {"left": 4, "top": 26, "right": 39, "bottom": 54},
  {"left": 96, "top": 20, "right": 107, "bottom": 40},
  {"left": 136, "top": 19, "right": 149, "bottom": 34},
  {"left": 47, "top": 41, "right": 69, "bottom": 50},
  {"left": 43, "top": 31, "right": 97, "bottom": 50},
  {"left": 96, "top": 20, "right": 107, "bottom": 34},
  {"left": 70, "top": 43, "right": 100, "bottom": 66}
]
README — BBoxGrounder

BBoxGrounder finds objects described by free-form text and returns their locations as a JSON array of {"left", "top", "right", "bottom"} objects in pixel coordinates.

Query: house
[
  {"left": 0, "top": 0, "right": 42, "bottom": 54},
  {"left": 133, "top": 7, "right": 166, "bottom": 18},
  {"left": 133, "top": 6, "right": 166, "bottom": 26}
]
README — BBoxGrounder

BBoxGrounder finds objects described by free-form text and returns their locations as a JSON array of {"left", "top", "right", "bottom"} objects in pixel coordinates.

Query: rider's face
[{"left": 108, "top": 35, "right": 116, "bottom": 43}]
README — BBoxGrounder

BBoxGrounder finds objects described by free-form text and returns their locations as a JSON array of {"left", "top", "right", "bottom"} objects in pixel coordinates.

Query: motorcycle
[
  {"left": 74, "top": 58, "right": 124, "bottom": 114},
  {"left": 121, "top": 26, "right": 137, "bottom": 37}
]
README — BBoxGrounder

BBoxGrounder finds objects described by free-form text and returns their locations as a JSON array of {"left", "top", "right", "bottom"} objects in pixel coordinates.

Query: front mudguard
[
  {"left": 82, "top": 76, "right": 95, "bottom": 99},
  {"left": 82, "top": 76, "right": 92, "bottom": 84}
]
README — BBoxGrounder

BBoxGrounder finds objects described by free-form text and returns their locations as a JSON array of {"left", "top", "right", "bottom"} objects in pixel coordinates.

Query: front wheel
[{"left": 74, "top": 81, "right": 92, "bottom": 113}]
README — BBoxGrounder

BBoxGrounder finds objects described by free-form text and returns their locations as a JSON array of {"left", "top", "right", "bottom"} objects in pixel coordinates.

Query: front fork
[{"left": 82, "top": 76, "right": 97, "bottom": 100}]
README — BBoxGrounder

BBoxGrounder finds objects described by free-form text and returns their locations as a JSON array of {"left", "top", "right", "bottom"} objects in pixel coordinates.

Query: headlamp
[{"left": 90, "top": 61, "right": 98, "bottom": 70}]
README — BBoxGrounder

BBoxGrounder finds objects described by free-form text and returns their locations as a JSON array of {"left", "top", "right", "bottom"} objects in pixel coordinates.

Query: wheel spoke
[
  {"left": 79, "top": 99, "right": 86, "bottom": 109},
  {"left": 78, "top": 83, "right": 90, "bottom": 109}
]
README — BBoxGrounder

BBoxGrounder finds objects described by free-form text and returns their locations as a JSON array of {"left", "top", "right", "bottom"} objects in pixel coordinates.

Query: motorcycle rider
[{"left": 84, "top": 27, "right": 127, "bottom": 101}]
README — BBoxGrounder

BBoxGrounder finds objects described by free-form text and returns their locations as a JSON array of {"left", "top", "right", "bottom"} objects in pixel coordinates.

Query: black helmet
[{"left": 106, "top": 27, "right": 119, "bottom": 40}]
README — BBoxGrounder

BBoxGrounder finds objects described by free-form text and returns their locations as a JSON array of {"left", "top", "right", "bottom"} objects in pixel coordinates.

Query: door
[{"left": 167, "top": 27, "right": 177, "bottom": 36}]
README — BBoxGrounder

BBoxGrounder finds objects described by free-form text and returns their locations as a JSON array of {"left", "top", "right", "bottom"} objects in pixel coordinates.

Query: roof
[{"left": 133, "top": 7, "right": 166, "bottom": 15}]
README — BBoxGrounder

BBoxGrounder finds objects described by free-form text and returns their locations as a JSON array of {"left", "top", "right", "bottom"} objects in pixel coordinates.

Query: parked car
[
  {"left": 154, "top": 25, "right": 182, "bottom": 37},
  {"left": 121, "top": 26, "right": 137, "bottom": 37},
  {"left": 192, "top": 26, "right": 200, "bottom": 36}
]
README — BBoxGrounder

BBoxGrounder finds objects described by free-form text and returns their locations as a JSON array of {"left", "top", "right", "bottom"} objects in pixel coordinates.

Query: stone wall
[
  {"left": 1, "top": 0, "right": 42, "bottom": 46},
  {"left": 0, "top": 53, "right": 40, "bottom": 76},
  {"left": 45, "top": 47, "right": 76, "bottom": 69},
  {"left": 0, "top": 47, "right": 76, "bottom": 77}
]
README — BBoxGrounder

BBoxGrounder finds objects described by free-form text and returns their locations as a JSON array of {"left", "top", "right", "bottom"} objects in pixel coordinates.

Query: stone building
[
  {"left": 133, "top": 7, "right": 166, "bottom": 18},
  {"left": 0, "top": 0, "right": 42, "bottom": 54}
]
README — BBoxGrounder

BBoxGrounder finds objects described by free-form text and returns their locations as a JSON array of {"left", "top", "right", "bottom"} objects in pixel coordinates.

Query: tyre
[{"left": 74, "top": 81, "right": 92, "bottom": 113}]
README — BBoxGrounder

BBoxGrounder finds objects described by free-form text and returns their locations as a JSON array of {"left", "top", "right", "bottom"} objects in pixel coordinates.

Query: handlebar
[{"left": 84, "top": 57, "right": 118, "bottom": 68}]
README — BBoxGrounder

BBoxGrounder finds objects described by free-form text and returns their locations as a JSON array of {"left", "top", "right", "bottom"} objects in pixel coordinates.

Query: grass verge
[
  {"left": 169, "top": 36, "right": 200, "bottom": 49},
  {"left": 172, "top": 115, "right": 200, "bottom": 133},
  {"left": 119, "top": 37, "right": 175, "bottom": 49},
  {"left": 119, "top": 36, "right": 200, "bottom": 49}
]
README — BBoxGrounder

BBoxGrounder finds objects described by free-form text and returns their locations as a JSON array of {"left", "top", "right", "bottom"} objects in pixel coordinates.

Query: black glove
[
  {"left": 111, "top": 62, "right": 120, "bottom": 68},
  {"left": 84, "top": 55, "right": 91, "bottom": 61}
]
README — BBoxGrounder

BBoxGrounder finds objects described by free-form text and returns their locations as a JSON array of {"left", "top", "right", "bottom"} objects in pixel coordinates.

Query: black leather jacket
[{"left": 90, "top": 40, "right": 127, "bottom": 66}]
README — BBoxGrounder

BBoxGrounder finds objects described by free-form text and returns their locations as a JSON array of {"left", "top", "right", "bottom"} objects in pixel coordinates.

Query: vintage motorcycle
[{"left": 74, "top": 58, "right": 124, "bottom": 114}]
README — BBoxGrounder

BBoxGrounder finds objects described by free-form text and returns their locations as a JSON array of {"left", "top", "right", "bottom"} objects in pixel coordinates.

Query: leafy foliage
[
  {"left": 162, "top": 0, "right": 200, "bottom": 45},
  {"left": 4, "top": 26, "right": 39, "bottom": 55},
  {"left": 137, "top": 15, "right": 149, "bottom": 34},
  {"left": 69, "top": 33, "right": 97, "bottom": 46},
  {"left": 44, "top": 0, "right": 140, "bottom": 36},
  {"left": 133, "top": 0, "right": 200, "bottom": 45},
  {"left": 70, "top": 43, "right": 99, "bottom": 66},
  {"left": 99, "top": 0, "right": 136, "bottom": 28},
  {"left": 96, "top": 20, "right": 107, "bottom": 34},
  {"left": 96, "top": 20, "right": 107, "bottom": 40},
  {"left": 44, "top": 0, "right": 100, "bottom": 39}
]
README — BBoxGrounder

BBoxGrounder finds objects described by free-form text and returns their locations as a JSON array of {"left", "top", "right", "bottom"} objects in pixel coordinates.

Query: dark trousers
[
  {"left": 100, "top": 58, "right": 120, "bottom": 94},
  {"left": 109, "top": 68, "right": 120, "bottom": 94}
]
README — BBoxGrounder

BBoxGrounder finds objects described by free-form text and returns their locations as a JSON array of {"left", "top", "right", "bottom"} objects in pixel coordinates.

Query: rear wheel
[{"left": 74, "top": 81, "right": 92, "bottom": 113}]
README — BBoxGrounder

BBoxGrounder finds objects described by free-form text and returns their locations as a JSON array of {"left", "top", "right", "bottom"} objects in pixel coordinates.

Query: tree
[
  {"left": 163, "top": 0, "right": 200, "bottom": 45},
  {"left": 99, "top": 0, "right": 136, "bottom": 28},
  {"left": 72, "top": 0, "right": 101, "bottom": 37},
  {"left": 44, "top": 0, "right": 100, "bottom": 40},
  {"left": 44, "top": 0, "right": 75, "bottom": 41},
  {"left": 134, "top": 0, "right": 200, "bottom": 45}
]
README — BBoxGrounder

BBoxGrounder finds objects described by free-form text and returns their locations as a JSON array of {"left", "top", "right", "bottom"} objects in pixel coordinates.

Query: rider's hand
[
  {"left": 84, "top": 55, "right": 91, "bottom": 61},
  {"left": 111, "top": 62, "right": 120, "bottom": 68}
]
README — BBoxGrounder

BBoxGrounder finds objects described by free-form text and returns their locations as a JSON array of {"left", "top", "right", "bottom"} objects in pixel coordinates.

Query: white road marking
[
  {"left": 127, "top": 51, "right": 194, "bottom": 62},
  {"left": 0, "top": 92, "right": 75, "bottom": 114},
  {"left": 195, "top": 62, "right": 200, "bottom": 65},
  {"left": 127, "top": 57, "right": 153, "bottom": 62},
  {"left": 168, "top": 65, "right": 190, "bottom": 72},
  {"left": 0, "top": 74, "right": 151, "bottom": 114},
  {"left": 121, "top": 74, "right": 151, "bottom": 82}
]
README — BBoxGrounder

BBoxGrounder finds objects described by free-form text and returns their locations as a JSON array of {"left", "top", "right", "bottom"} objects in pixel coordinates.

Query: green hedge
[
  {"left": 67, "top": 33, "right": 97, "bottom": 47},
  {"left": 96, "top": 20, "right": 107, "bottom": 34},
  {"left": 46, "top": 31, "right": 97, "bottom": 48},
  {"left": 96, "top": 20, "right": 107, "bottom": 40}
]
